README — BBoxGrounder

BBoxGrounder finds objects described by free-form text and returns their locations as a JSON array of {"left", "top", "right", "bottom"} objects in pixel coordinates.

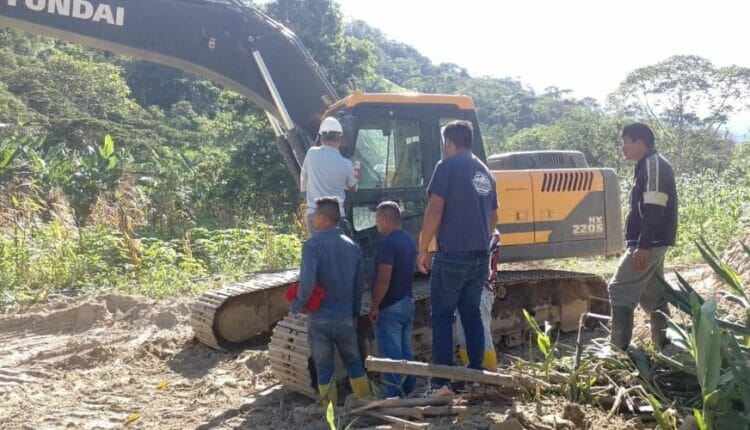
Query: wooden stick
[
  {"left": 361, "top": 411, "right": 429, "bottom": 429},
  {"left": 420, "top": 405, "right": 467, "bottom": 416},
  {"left": 365, "top": 357, "right": 546, "bottom": 390},
  {"left": 348, "top": 396, "right": 453, "bottom": 415},
  {"left": 376, "top": 408, "right": 424, "bottom": 420},
  {"left": 378, "top": 405, "right": 467, "bottom": 418}
]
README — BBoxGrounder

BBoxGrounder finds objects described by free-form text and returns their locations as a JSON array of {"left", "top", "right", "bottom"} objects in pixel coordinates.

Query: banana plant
[{"left": 659, "top": 238, "right": 750, "bottom": 429}]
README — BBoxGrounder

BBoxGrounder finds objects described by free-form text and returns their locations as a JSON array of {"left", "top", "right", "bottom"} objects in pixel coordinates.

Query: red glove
[{"left": 285, "top": 282, "right": 326, "bottom": 312}]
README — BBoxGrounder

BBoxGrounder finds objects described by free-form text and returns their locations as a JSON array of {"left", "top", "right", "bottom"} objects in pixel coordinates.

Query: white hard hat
[{"left": 319, "top": 117, "right": 343, "bottom": 134}]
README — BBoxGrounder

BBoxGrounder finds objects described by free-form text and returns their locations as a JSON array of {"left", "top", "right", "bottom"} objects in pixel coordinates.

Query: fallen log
[{"left": 365, "top": 357, "right": 546, "bottom": 391}]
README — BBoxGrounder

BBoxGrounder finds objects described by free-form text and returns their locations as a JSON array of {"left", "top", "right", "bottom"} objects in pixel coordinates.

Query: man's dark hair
[
  {"left": 314, "top": 197, "right": 341, "bottom": 224},
  {"left": 443, "top": 120, "right": 473, "bottom": 149},
  {"left": 622, "top": 123, "right": 655, "bottom": 149},
  {"left": 376, "top": 200, "right": 401, "bottom": 224}
]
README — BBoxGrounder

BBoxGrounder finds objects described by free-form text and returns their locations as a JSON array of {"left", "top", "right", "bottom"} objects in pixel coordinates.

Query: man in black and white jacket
[{"left": 608, "top": 123, "right": 678, "bottom": 351}]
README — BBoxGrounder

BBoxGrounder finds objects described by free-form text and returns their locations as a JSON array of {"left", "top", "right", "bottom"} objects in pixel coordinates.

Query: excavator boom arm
[{"left": 0, "top": 0, "right": 338, "bottom": 174}]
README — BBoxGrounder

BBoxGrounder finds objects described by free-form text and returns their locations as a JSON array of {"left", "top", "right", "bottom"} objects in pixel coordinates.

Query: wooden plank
[{"left": 365, "top": 357, "right": 545, "bottom": 391}]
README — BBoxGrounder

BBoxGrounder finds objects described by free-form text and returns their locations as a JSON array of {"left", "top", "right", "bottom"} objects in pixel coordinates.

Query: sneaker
[{"left": 420, "top": 384, "right": 453, "bottom": 398}]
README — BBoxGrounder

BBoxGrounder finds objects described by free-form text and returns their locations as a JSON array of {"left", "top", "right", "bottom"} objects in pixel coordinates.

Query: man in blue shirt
[
  {"left": 291, "top": 197, "right": 371, "bottom": 405},
  {"left": 418, "top": 120, "right": 499, "bottom": 396},
  {"left": 367, "top": 201, "right": 417, "bottom": 397}
]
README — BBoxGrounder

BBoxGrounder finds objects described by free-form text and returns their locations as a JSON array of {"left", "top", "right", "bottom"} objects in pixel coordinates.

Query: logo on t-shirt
[{"left": 472, "top": 172, "right": 492, "bottom": 196}]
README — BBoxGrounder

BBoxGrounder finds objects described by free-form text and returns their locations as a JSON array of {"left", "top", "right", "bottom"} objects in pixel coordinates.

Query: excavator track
[
  {"left": 489, "top": 270, "right": 609, "bottom": 346},
  {"left": 191, "top": 269, "right": 299, "bottom": 349},
  {"left": 268, "top": 269, "right": 609, "bottom": 398}
]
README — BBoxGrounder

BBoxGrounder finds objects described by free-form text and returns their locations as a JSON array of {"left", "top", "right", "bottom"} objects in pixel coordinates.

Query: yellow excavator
[{"left": 0, "top": 0, "right": 622, "bottom": 398}]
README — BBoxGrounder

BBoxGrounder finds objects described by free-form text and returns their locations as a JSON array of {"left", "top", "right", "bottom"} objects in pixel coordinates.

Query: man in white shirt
[{"left": 300, "top": 117, "right": 357, "bottom": 236}]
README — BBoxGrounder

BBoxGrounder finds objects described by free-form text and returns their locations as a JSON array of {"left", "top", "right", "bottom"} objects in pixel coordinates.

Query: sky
[{"left": 339, "top": 0, "right": 750, "bottom": 103}]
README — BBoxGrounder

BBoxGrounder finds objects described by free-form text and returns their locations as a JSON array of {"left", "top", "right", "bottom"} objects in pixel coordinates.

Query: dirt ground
[{"left": 1, "top": 245, "right": 745, "bottom": 429}]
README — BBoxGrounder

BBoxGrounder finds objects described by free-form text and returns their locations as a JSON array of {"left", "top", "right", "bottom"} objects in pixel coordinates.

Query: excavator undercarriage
[{"left": 190, "top": 268, "right": 609, "bottom": 399}]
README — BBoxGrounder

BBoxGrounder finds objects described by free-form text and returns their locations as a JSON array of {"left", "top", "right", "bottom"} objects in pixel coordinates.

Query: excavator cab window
[
  {"left": 353, "top": 118, "right": 422, "bottom": 190},
  {"left": 348, "top": 117, "right": 423, "bottom": 232}
]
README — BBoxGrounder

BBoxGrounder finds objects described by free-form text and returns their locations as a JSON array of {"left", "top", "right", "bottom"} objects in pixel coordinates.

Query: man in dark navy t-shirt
[
  {"left": 368, "top": 201, "right": 417, "bottom": 397},
  {"left": 418, "top": 120, "right": 498, "bottom": 396}
]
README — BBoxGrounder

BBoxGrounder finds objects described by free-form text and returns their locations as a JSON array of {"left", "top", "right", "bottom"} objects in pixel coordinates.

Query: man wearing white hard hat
[{"left": 300, "top": 116, "right": 357, "bottom": 236}]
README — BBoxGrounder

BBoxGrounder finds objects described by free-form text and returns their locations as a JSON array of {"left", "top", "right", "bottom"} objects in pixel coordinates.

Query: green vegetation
[
  {"left": 0, "top": 0, "right": 749, "bottom": 309},
  {"left": 673, "top": 172, "right": 750, "bottom": 262},
  {"left": 518, "top": 239, "right": 750, "bottom": 429},
  {"left": 0, "top": 219, "right": 302, "bottom": 308}
]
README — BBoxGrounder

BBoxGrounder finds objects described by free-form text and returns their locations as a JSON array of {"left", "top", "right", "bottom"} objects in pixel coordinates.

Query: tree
[
  {"left": 346, "top": 19, "right": 597, "bottom": 152},
  {"left": 120, "top": 60, "right": 222, "bottom": 116},
  {"left": 503, "top": 107, "right": 624, "bottom": 170},
  {"left": 198, "top": 91, "right": 299, "bottom": 222},
  {"left": 608, "top": 55, "right": 750, "bottom": 172},
  {"left": 264, "top": 0, "right": 376, "bottom": 95}
]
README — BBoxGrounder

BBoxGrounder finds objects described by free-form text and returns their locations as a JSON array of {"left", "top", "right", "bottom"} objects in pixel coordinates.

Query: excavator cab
[{"left": 325, "top": 93, "right": 484, "bottom": 280}]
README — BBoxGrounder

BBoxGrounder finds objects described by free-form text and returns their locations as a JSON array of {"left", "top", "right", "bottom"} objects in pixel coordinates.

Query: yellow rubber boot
[
  {"left": 458, "top": 347, "right": 469, "bottom": 366},
  {"left": 483, "top": 348, "right": 498, "bottom": 371},
  {"left": 318, "top": 383, "right": 337, "bottom": 406},
  {"left": 349, "top": 375, "right": 372, "bottom": 400}
]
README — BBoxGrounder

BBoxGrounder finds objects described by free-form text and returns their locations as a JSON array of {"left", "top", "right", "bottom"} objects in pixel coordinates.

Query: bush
[{"left": 0, "top": 221, "right": 302, "bottom": 308}]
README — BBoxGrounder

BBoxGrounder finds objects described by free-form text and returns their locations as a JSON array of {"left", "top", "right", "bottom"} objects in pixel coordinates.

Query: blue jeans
[
  {"left": 430, "top": 250, "right": 489, "bottom": 387},
  {"left": 307, "top": 317, "right": 366, "bottom": 386},
  {"left": 374, "top": 296, "right": 416, "bottom": 397}
]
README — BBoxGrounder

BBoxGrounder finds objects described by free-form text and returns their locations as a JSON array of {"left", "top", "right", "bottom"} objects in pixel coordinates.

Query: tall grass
[
  {"left": 672, "top": 171, "right": 750, "bottom": 261},
  {"left": 619, "top": 170, "right": 750, "bottom": 263},
  {"left": 0, "top": 221, "right": 302, "bottom": 308}
]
